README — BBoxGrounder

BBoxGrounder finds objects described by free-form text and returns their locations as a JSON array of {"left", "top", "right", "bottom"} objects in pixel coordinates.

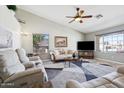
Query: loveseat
[
  {"left": 66, "top": 66, "right": 124, "bottom": 88},
  {"left": 50, "top": 49, "right": 75, "bottom": 62},
  {"left": 0, "top": 49, "right": 46, "bottom": 88}
]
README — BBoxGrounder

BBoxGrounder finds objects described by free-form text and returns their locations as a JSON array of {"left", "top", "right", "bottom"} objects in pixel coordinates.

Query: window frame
[{"left": 97, "top": 31, "right": 124, "bottom": 53}]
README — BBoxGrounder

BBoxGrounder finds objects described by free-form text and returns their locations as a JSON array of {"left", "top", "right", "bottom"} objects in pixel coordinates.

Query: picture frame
[
  {"left": 33, "top": 34, "right": 49, "bottom": 53},
  {"left": 55, "top": 36, "right": 67, "bottom": 47}
]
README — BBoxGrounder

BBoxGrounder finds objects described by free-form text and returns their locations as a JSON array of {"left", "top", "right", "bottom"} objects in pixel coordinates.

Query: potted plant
[{"left": 6, "top": 5, "right": 17, "bottom": 12}]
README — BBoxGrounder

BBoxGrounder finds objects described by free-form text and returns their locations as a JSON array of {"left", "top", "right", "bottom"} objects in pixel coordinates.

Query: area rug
[
  {"left": 50, "top": 63, "right": 86, "bottom": 88},
  {"left": 81, "top": 63, "right": 116, "bottom": 77},
  {"left": 45, "top": 62, "right": 116, "bottom": 88},
  {"left": 72, "top": 62, "right": 98, "bottom": 81}
]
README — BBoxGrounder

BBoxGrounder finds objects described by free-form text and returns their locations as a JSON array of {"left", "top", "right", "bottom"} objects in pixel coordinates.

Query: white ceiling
[{"left": 18, "top": 5, "right": 124, "bottom": 33}]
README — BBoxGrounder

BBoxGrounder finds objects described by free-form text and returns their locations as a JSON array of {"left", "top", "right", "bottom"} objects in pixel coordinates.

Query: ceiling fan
[{"left": 66, "top": 8, "right": 93, "bottom": 23}]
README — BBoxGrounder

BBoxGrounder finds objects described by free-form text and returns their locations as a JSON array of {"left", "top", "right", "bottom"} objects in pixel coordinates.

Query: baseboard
[{"left": 95, "top": 58, "right": 123, "bottom": 64}]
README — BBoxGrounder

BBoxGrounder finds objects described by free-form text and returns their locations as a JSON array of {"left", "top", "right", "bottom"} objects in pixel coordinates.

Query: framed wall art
[
  {"left": 33, "top": 34, "right": 49, "bottom": 53},
  {"left": 55, "top": 36, "right": 67, "bottom": 47}
]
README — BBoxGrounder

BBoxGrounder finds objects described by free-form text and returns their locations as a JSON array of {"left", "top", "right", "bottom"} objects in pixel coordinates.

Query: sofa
[
  {"left": 0, "top": 49, "right": 46, "bottom": 87},
  {"left": 50, "top": 49, "right": 75, "bottom": 62},
  {"left": 66, "top": 66, "right": 124, "bottom": 88}
]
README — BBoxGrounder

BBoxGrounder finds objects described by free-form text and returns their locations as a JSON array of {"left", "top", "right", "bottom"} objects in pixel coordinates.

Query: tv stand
[{"left": 78, "top": 50, "right": 94, "bottom": 59}]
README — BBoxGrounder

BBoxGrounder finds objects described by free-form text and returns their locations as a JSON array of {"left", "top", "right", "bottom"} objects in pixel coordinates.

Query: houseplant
[{"left": 7, "top": 5, "right": 17, "bottom": 12}]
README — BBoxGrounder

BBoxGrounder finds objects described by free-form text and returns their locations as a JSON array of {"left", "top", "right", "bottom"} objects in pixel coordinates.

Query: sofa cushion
[
  {"left": 67, "top": 50, "right": 74, "bottom": 54},
  {"left": 54, "top": 50, "right": 60, "bottom": 55},
  {"left": 66, "top": 77, "right": 118, "bottom": 88},
  {"left": 96, "top": 83, "right": 117, "bottom": 88},
  {"left": 112, "top": 76, "right": 124, "bottom": 88},
  {"left": 0, "top": 50, "right": 25, "bottom": 80},
  {"left": 58, "top": 49, "right": 65, "bottom": 55},
  {"left": 117, "top": 66, "right": 124, "bottom": 74},
  {"left": 16, "top": 48, "right": 29, "bottom": 63},
  {"left": 55, "top": 54, "right": 72, "bottom": 60},
  {"left": 103, "top": 72, "right": 123, "bottom": 82},
  {"left": 80, "top": 77, "right": 112, "bottom": 88}
]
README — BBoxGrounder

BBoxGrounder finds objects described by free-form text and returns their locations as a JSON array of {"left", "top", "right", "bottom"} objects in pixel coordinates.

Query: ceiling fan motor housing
[{"left": 76, "top": 8, "right": 80, "bottom": 11}]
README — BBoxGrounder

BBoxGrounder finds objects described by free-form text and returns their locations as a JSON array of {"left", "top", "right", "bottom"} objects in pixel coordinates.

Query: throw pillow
[
  {"left": 54, "top": 50, "right": 60, "bottom": 55},
  {"left": 68, "top": 50, "right": 74, "bottom": 54}
]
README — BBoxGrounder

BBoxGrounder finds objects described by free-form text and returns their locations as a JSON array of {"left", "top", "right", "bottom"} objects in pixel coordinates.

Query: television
[{"left": 77, "top": 41, "right": 94, "bottom": 50}]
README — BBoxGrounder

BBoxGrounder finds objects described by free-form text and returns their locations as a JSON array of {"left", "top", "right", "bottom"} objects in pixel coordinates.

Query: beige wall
[{"left": 16, "top": 9, "right": 84, "bottom": 53}]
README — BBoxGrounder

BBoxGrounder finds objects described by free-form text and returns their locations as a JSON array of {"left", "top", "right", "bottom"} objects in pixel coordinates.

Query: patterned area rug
[
  {"left": 70, "top": 61, "right": 97, "bottom": 81},
  {"left": 45, "top": 62, "right": 116, "bottom": 88},
  {"left": 50, "top": 63, "right": 86, "bottom": 88},
  {"left": 45, "top": 68, "right": 63, "bottom": 80},
  {"left": 81, "top": 63, "right": 116, "bottom": 77}
]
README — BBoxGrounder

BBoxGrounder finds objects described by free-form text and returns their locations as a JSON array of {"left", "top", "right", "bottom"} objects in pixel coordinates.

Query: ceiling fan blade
[
  {"left": 66, "top": 16, "right": 75, "bottom": 18},
  {"left": 81, "top": 15, "right": 93, "bottom": 18},
  {"left": 68, "top": 19, "right": 75, "bottom": 23}
]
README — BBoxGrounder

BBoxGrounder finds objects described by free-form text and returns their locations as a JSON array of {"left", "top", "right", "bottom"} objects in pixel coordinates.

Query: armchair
[
  {"left": 16, "top": 48, "right": 48, "bottom": 81},
  {"left": 0, "top": 49, "right": 43, "bottom": 88}
]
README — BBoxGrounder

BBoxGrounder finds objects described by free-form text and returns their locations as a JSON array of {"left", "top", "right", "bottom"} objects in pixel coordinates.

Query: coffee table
[{"left": 64, "top": 57, "right": 80, "bottom": 67}]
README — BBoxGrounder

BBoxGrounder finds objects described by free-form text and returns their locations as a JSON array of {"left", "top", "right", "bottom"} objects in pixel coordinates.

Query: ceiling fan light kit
[
  {"left": 75, "top": 17, "right": 81, "bottom": 21},
  {"left": 66, "top": 7, "right": 93, "bottom": 23}
]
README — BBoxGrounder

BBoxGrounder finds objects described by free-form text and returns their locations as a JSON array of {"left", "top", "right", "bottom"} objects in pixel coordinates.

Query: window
[{"left": 98, "top": 31, "right": 124, "bottom": 52}]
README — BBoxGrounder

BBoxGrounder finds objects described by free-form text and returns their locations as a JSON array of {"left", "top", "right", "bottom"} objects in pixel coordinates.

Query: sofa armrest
[
  {"left": 66, "top": 80, "right": 82, "bottom": 88},
  {"left": 30, "top": 60, "right": 43, "bottom": 66},
  {"left": 29, "top": 56, "right": 40, "bottom": 61},
  {"left": 22, "top": 62, "right": 35, "bottom": 69},
  {"left": 29, "top": 56, "right": 43, "bottom": 65},
  {"left": 117, "top": 66, "right": 124, "bottom": 74},
  {"left": 4, "top": 68, "right": 43, "bottom": 87}
]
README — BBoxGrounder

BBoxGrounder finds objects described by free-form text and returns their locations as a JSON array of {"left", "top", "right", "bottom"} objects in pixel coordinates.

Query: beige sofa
[
  {"left": 50, "top": 49, "right": 75, "bottom": 62},
  {"left": 0, "top": 49, "right": 44, "bottom": 88},
  {"left": 66, "top": 66, "right": 124, "bottom": 88}
]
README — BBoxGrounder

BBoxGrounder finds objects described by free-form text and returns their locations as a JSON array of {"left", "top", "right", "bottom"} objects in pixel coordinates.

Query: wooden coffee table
[{"left": 64, "top": 57, "right": 80, "bottom": 67}]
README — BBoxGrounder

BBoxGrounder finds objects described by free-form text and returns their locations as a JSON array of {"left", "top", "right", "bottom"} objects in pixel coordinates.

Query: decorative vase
[{"left": 72, "top": 53, "right": 76, "bottom": 58}]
